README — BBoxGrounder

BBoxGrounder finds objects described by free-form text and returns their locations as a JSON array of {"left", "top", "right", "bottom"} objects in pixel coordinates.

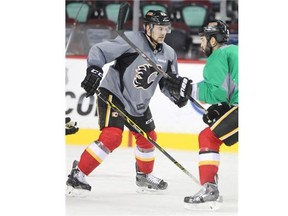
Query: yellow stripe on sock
[
  {"left": 86, "top": 147, "right": 103, "bottom": 163},
  {"left": 135, "top": 156, "right": 155, "bottom": 162},
  {"left": 199, "top": 160, "right": 220, "bottom": 166}
]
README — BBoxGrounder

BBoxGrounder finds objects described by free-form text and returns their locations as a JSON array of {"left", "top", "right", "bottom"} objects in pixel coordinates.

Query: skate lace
[
  {"left": 193, "top": 183, "right": 217, "bottom": 199},
  {"left": 73, "top": 169, "right": 89, "bottom": 184},
  {"left": 195, "top": 186, "right": 207, "bottom": 197},
  {"left": 146, "top": 174, "right": 162, "bottom": 184}
]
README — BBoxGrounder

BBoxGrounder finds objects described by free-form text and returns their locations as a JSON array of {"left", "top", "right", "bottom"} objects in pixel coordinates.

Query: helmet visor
[{"left": 153, "top": 24, "right": 172, "bottom": 34}]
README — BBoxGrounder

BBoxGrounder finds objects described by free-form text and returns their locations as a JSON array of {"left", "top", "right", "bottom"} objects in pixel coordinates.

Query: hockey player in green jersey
[{"left": 184, "top": 20, "right": 238, "bottom": 207}]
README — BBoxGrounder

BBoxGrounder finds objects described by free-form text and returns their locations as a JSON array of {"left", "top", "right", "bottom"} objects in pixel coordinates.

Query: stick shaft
[
  {"left": 116, "top": 2, "right": 207, "bottom": 114},
  {"left": 116, "top": 2, "right": 130, "bottom": 31},
  {"left": 65, "top": 1, "right": 86, "bottom": 53}
]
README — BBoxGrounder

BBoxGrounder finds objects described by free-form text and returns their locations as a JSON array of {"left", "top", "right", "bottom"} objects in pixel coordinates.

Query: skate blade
[
  {"left": 217, "top": 195, "right": 223, "bottom": 203},
  {"left": 66, "top": 186, "right": 90, "bottom": 197},
  {"left": 136, "top": 186, "right": 166, "bottom": 194},
  {"left": 184, "top": 201, "right": 220, "bottom": 211}
]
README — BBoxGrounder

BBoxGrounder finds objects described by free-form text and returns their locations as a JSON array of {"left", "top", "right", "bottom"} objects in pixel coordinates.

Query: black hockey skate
[
  {"left": 135, "top": 164, "right": 168, "bottom": 192},
  {"left": 66, "top": 160, "right": 91, "bottom": 192}
]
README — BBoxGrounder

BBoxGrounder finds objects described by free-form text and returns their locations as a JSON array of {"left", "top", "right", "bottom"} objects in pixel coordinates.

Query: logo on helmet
[{"left": 144, "top": 10, "right": 171, "bottom": 26}]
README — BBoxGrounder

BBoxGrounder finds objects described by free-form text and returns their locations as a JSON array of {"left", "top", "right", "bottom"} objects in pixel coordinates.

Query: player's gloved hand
[
  {"left": 164, "top": 61, "right": 192, "bottom": 108},
  {"left": 65, "top": 117, "right": 79, "bottom": 135},
  {"left": 203, "top": 102, "right": 231, "bottom": 125},
  {"left": 81, "top": 65, "right": 103, "bottom": 97}
]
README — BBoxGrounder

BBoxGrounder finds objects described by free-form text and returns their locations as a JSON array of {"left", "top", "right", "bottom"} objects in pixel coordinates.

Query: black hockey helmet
[
  {"left": 199, "top": 20, "right": 229, "bottom": 43},
  {"left": 144, "top": 10, "right": 171, "bottom": 26}
]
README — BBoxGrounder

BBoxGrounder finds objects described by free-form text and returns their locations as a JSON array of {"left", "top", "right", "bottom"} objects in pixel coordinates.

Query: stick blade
[{"left": 117, "top": 2, "right": 130, "bottom": 31}]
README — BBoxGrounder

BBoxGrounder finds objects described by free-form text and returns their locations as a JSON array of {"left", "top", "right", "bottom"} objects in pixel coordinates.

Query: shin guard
[
  {"left": 78, "top": 141, "right": 110, "bottom": 176},
  {"left": 133, "top": 131, "right": 157, "bottom": 174},
  {"left": 78, "top": 127, "right": 122, "bottom": 175},
  {"left": 198, "top": 128, "right": 222, "bottom": 185}
]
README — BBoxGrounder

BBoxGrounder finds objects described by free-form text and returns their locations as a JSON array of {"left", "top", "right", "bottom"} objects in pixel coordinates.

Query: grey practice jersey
[{"left": 87, "top": 31, "right": 178, "bottom": 117}]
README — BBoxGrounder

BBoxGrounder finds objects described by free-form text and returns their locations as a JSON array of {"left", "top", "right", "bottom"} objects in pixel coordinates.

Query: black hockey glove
[
  {"left": 203, "top": 102, "right": 231, "bottom": 126},
  {"left": 81, "top": 65, "right": 103, "bottom": 97},
  {"left": 164, "top": 62, "right": 192, "bottom": 108},
  {"left": 65, "top": 117, "right": 79, "bottom": 135}
]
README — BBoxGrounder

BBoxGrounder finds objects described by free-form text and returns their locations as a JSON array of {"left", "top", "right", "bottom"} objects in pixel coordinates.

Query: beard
[{"left": 203, "top": 46, "right": 213, "bottom": 57}]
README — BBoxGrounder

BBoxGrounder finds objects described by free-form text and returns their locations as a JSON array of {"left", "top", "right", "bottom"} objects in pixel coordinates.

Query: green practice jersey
[{"left": 196, "top": 44, "right": 238, "bottom": 106}]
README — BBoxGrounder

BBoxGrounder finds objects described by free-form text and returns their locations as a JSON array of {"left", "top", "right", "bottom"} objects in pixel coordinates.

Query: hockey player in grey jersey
[{"left": 66, "top": 10, "right": 192, "bottom": 193}]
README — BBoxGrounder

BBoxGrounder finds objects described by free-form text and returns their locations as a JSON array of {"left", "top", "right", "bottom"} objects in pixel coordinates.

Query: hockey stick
[
  {"left": 96, "top": 89, "right": 200, "bottom": 185},
  {"left": 116, "top": 2, "right": 207, "bottom": 114},
  {"left": 65, "top": 0, "right": 86, "bottom": 54}
]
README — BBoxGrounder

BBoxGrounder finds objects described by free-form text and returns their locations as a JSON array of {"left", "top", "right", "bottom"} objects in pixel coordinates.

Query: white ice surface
[{"left": 66, "top": 145, "right": 238, "bottom": 216}]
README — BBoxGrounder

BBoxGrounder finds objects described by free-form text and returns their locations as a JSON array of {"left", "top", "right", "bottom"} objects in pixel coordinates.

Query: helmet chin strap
[{"left": 147, "top": 34, "right": 158, "bottom": 47}]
